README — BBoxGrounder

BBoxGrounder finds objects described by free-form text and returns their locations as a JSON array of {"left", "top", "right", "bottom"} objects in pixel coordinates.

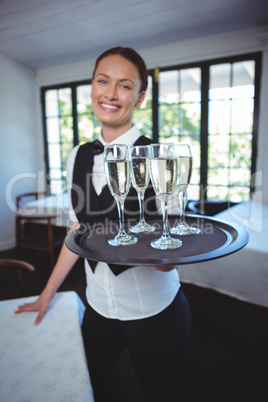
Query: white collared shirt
[{"left": 67, "top": 125, "right": 180, "bottom": 320}]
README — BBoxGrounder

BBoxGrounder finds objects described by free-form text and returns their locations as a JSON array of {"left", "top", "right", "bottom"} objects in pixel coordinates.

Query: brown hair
[{"left": 92, "top": 47, "right": 148, "bottom": 92}]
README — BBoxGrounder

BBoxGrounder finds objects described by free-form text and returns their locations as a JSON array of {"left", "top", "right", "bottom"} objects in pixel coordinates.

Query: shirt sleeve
[{"left": 66, "top": 145, "right": 79, "bottom": 223}]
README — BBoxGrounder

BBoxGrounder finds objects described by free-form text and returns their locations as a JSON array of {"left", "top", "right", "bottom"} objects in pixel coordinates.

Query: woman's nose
[{"left": 105, "top": 85, "right": 118, "bottom": 100}]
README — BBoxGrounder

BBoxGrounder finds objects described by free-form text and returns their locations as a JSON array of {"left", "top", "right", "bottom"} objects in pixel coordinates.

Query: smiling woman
[{"left": 17, "top": 47, "right": 191, "bottom": 402}]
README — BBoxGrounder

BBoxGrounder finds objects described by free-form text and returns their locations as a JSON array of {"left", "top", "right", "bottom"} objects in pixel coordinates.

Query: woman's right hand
[
  {"left": 14, "top": 291, "right": 55, "bottom": 325},
  {"left": 14, "top": 221, "right": 80, "bottom": 325}
]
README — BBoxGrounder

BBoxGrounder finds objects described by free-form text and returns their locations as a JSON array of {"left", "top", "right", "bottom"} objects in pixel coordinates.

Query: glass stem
[
  {"left": 161, "top": 199, "right": 170, "bottom": 239},
  {"left": 137, "top": 190, "right": 145, "bottom": 223},
  {"left": 178, "top": 190, "right": 185, "bottom": 224},
  {"left": 116, "top": 198, "right": 127, "bottom": 236}
]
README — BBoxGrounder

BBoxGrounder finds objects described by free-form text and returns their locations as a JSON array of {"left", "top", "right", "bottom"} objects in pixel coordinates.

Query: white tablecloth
[
  {"left": 22, "top": 192, "right": 70, "bottom": 227},
  {"left": 178, "top": 199, "right": 268, "bottom": 308},
  {"left": 0, "top": 291, "right": 94, "bottom": 402}
]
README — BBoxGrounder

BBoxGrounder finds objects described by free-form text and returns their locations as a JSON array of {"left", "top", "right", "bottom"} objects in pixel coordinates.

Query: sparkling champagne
[
  {"left": 131, "top": 157, "right": 150, "bottom": 192},
  {"left": 150, "top": 157, "right": 178, "bottom": 201},
  {"left": 177, "top": 156, "right": 193, "bottom": 190},
  {"left": 104, "top": 160, "right": 131, "bottom": 200}
]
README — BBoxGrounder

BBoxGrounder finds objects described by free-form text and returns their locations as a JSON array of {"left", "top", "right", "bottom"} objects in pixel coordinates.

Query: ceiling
[{"left": 1, "top": 0, "right": 268, "bottom": 70}]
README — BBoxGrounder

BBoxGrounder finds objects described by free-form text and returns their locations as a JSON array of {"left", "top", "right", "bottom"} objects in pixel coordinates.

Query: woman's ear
[{"left": 135, "top": 91, "right": 146, "bottom": 109}]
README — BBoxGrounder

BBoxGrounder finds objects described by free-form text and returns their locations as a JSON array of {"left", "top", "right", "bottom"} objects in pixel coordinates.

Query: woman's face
[{"left": 90, "top": 55, "right": 145, "bottom": 135}]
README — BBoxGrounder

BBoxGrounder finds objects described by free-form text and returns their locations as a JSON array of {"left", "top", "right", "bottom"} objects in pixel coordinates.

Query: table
[{"left": 0, "top": 291, "right": 94, "bottom": 402}]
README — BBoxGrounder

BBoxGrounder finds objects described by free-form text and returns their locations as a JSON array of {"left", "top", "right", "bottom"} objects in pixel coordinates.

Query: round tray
[{"left": 65, "top": 215, "right": 248, "bottom": 266}]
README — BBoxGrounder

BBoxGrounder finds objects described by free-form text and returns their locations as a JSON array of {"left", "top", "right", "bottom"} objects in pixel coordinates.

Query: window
[
  {"left": 156, "top": 52, "right": 261, "bottom": 202},
  {"left": 41, "top": 53, "right": 261, "bottom": 202},
  {"left": 208, "top": 61, "right": 256, "bottom": 201}
]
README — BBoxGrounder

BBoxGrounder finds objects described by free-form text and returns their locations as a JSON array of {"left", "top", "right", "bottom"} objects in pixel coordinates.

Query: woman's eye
[
  {"left": 121, "top": 84, "right": 131, "bottom": 90},
  {"left": 98, "top": 79, "right": 107, "bottom": 84}
]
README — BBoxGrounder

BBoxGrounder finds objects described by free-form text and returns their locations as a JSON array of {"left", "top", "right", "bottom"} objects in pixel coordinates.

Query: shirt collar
[{"left": 98, "top": 125, "right": 141, "bottom": 147}]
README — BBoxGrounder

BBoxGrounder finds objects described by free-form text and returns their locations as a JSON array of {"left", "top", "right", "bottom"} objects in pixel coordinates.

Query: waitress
[{"left": 15, "top": 46, "right": 191, "bottom": 402}]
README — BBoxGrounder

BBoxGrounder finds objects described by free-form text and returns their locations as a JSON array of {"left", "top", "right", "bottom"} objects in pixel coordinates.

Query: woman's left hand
[{"left": 153, "top": 265, "right": 177, "bottom": 272}]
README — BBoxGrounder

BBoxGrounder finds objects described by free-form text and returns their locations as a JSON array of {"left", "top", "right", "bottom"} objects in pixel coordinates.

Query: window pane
[
  {"left": 233, "top": 61, "right": 255, "bottom": 88},
  {"left": 208, "top": 167, "right": 229, "bottom": 186},
  {"left": 50, "top": 179, "right": 64, "bottom": 195},
  {"left": 159, "top": 104, "right": 179, "bottom": 138},
  {"left": 49, "top": 168, "right": 62, "bottom": 180},
  {"left": 77, "top": 84, "right": 101, "bottom": 143},
  {"left": 77, "top": 85, "right": 91, "bottom": 109},
  {"left": 191, "top": 139, "right": 200, "bottom": 170},
  {"left": 181, "top": 68, "right": 201, "bottom": 103},
  {"left": 188, "top": 184, "right": 199, "bottom": 201},
  {"left": 209, "top": 64, "right": 231, "bottom": 100},
  {"left": 209, "top": 100, "right": 231, "bottom": 134},
  {"left": 230, "top": 134, "right": 252, "bottom": 169},
  {"left": 231, "top": 98, "right": 253, "bottom": 133},
  {"left": 208, "top": 135, "right": 230, "bottom": 168},
  {"left": 134, "top": 76, "right": 152, "bottom": 137},
  {"left": 48, "top": 143, "right": 61, "bottom": 169},
  {"left": 182, "top": 103, "right": 200, "bottom": 134},
  {"left": 159, "top": 71, "right": 179, "bottom": 103},
  {"left": 47, "top": 117, "right": 60, "bottom": 142},
  {"left": 228, "top": 186, "right": 250, "bottom": 202},
  {"left": 229, "top": 167, "right": 251, "bottom": 187},
  {"left": 45, "top": 90, "right": 58, "bottom": 117},
  {"left": 207, "top": 185, "right": 229, "bottom": 200},
  {"left": 59, "top": 88, "right": 72, "bottom": 115},
  {"left": 61, "top": 140, "right": 73, "bottom": 172}
]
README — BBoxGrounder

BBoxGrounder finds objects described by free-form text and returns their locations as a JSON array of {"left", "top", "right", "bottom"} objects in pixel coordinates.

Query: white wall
[
  {"left": 1, "top": 26, "right": 268, "bottom": 250},
  {"left": 0, "top": 54, "right": 37, "bottom": 250}
]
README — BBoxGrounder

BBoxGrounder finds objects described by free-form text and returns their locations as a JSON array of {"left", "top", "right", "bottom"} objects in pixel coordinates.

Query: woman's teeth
[{"left": 102, "top": 103, "right": 118, "bottom": 110}]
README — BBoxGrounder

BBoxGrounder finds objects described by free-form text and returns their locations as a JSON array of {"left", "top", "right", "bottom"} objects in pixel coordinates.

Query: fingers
[
  {"left": 14, "top": 295, "right": 50, "bottom": 325},
  {"left": 14, "top": 302, "right": 46, "bottom": 325},
  {"left": 153, "top": 265, "right": 177, "bottom": 272},
  {"left": 35, "top": 311, "right": 45, "bottom": 326},
  {"left": 14, "top": 302, "right": 38, "bottom": 314}
]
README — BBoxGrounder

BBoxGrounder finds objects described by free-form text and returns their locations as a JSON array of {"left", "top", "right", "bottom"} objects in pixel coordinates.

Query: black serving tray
[{"left": 65, "top": 215, "right": 249, "bottom": 266}]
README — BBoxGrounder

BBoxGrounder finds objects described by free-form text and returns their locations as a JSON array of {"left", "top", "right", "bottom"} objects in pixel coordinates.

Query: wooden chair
[
  {"left": 0, "top": 259, "right": 35, "bottom": 297},
  {"left": 16, "top": 192, "right": 65, "bottom": 270}
]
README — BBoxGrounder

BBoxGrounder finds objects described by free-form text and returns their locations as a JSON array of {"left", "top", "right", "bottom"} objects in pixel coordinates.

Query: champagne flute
[
  {"left": 129, "top": 145, "right": 155, "bottom": 233},
  {"left": 104, "top": 144, "right": 138, "bottom": 246},
  {"left": 170, "top": 144, "right": 201, "bottom": 235},
  {"left": 149, "top": 143, "right": 182, "bottom": 250}
]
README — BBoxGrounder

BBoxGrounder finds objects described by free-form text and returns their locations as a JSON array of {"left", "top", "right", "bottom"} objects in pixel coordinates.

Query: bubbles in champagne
[
  {"left": 150, "top": 157, "right": 178, "bottom": 201},
  {"left": 104, "top": 160, "right": 131, "bottom": 200},
  {"left": 131, "top": 157, "right": 150, "bottom": 192}
]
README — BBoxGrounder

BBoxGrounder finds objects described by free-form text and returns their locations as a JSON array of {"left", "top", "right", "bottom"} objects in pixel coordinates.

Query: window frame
[{"left": 155, "top": 52, "right": 262, "bottom": 200}]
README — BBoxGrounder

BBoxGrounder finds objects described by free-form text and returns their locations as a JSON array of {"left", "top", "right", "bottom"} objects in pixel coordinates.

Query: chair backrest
[{"left": 0, "top": 259, "right": 35, "bottom": 297}]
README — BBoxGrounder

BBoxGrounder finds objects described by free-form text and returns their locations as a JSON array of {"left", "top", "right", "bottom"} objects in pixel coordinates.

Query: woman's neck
[{"left": 101, "top": 122, "right": 133, "bottom": 143}]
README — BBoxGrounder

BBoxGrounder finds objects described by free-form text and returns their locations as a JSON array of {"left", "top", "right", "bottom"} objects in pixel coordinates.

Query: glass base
[
  {"left": 170, "top": 223, "right": 201, "bottom": 236},
  {"left": 150, "top": 236, "right": 182, "bottom": 250},
  {"left": 108, "top": 233, "right": 138, "bottom": 247},
  {"left": 129, "top": 221, "right": 156, "bottom": 233}
]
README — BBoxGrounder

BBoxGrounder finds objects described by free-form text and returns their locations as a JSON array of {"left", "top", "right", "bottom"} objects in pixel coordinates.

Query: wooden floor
[{"left": 0, "top": 247, "right": 267, "bottom": 402}]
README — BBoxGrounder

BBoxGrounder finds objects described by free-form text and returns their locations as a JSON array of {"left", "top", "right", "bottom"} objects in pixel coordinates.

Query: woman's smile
[{"left": 99, "top": 102, "right": 120, "bottom": 111}]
